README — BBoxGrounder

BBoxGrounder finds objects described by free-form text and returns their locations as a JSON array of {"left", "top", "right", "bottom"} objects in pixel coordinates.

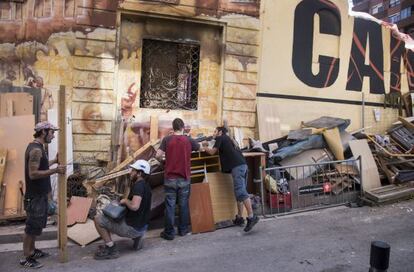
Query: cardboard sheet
[
  {"left": 0, "top": 115, "right": 34, "bottom": 216},
  {"left": 349, "top": 140, "right": 381, "bottom": 191},
  {"left": 68, "top": 219, "right": 100, "bottom": 246},
  {"left": 67, "top": 196, "right": 93, "bottom": 226}
]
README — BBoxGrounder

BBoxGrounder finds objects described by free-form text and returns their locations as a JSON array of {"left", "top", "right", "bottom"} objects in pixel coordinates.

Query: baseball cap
[{"left": 34, "top": 121, "right": 59, "bottom": 132}]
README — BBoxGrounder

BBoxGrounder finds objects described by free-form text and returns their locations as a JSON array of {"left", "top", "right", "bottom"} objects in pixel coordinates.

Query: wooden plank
[
  {"left": 57, "top": 85, "right": 68, "bottom": 262},
  {"left": 6, "top": 100, "right": 13, "bottom": 117},
  {"left": 67, "top": 196, "right": 93, "bottom": 226},
  {"left": 0, "top": 93, "right": 33, "bottom": 117},
  {"left": 0, "top": 115, "right": 34, "bottom": 216},
  {"left": 150, "top": 115, "right": 159, "bottom": 142},
  {"left": 398, "top": 116, "right": 414, "bottom": 132},
  {"left": 207, "top": 172, "right": 246, "bottom": 223},
  {"left": 349, "top": 140, "right": 381, "bottom": 192},
  {"left": 93, "top": 169, "right": 131, "bottom": 188},
  {"left": 68, "top": 219, "right": 100, "bottom": 246},
  {"left": 189, "top": 183, "right": 215, "bottom": 234},
  {"left": 0, "top": 149, "right": 7, "bottom": 194},
  {"left": 109, "top": 139, "right": 159, "bottom": 174}
]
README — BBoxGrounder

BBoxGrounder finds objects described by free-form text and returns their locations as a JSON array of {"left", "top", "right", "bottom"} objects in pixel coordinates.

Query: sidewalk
[{"left": 1, "top": 201, "right": 413, "bottom": 272}]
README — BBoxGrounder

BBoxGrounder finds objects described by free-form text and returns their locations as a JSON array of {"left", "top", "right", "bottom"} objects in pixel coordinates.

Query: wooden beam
[
  {"left": 109, "top": 139, "right": 159, "bottom": 174},
  {"left": 0, "top": 149, "right": 7, "bottom": 194},
  {"left": 57, "top": 85, "right": 68, "bottom": 263},
  {"left": 6, "top": 100, "right": 13, "bottom": 117},
  {"left": 150, "top": 115, "right": 159, "bottom": 141},
  {"left": 398, "top": 116, "right": 414, "bottom": 133},
  {"left": 92, "top": 168, "right": 131, "bottom": 189}
]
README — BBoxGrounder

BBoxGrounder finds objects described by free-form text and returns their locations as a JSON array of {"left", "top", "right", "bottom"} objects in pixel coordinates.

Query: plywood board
[
  {"left": 0, "top": 93, "right": 33, "bottom": 117},
  {"left": 349, "top": 140, "right": 381, "bottom": 192},
  {"left": 207, "top": 172, "right": 246, "bottom": 223},
  {"left": 189, "top": 183, "right": 215, "bottom": 234},
  {"left": 323, "top": 127, "right": 344, "bottom": 160},
  {"left": 257, "top": 103, "right": 282, "bottom": 142},
  {"left": 66, "top": 196, "right": 93, "bottom": 226},
  {"left": 0, "top": 115, "right": 34, "bottom": 216},
  {"left": 68, "top": 219, "right": 100, "bottom": 246}
]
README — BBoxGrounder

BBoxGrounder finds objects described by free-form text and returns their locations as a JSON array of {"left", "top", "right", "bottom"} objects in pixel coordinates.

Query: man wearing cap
[
  {"left": 20, "top": 121, "right": 66, "bottom": 269},
  {"left": 93, "top": 160, "right": 152, "bottom": 260}
]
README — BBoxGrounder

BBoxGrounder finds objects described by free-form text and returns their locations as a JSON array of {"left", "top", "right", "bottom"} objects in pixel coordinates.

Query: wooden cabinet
[{"left": 190, "top": 151, "right": 221, "bottom": 183}]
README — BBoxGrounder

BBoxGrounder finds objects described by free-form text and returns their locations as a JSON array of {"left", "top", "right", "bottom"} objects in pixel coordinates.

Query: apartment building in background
[{"left": 353, "top": 0, "right": 414, "bottom": 35}]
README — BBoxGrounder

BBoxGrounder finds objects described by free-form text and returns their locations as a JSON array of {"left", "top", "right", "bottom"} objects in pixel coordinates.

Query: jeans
[
  {"left": 231, "top": 164, "right": 249, "bottom": 202},
  {"left": 163, "top": 178, "right": 191, "bottom": 236}
]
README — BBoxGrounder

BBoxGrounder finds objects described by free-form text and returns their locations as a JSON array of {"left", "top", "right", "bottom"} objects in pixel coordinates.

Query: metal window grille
[{"left": 140, "top": 39, "right": 200, "bottom": 110}]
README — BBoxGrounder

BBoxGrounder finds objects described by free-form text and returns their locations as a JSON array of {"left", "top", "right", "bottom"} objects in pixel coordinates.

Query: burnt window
[{"left": 140, "top": 39, "right": 200, "bottom": 110}]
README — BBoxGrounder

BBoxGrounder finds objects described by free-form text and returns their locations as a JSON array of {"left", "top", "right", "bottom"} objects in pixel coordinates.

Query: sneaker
[
  {"left": 94, "top": 244, "right": 119, "bottom": 260},
  {"left": 232, "top": 215, "right": 245, "bottom": 226},
  {"left": 132, "top": 236, "right": 143, "bottom": 251},
  {"left": 30, "top": 248, "right": 50, "bottom": 259},
  {"left": 244, "top": 215, "right": 259, "bottom": 232},
  {"left": 19, "top": 257, "right": 43, "bottom": 269},
  {"left": 160, "top": 231, "right": 174, "bottom": 241},
  {"left": 178, "top": 230, "right": 191, "bottom": 237}
]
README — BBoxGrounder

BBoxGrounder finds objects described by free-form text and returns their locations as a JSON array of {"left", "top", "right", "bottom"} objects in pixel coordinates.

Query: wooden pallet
[{"left": 365, "top": 184, "right": 414, "bottom": 203}]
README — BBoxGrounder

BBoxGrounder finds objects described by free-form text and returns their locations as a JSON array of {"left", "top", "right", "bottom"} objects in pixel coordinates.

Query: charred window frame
[{"left": 140, "top": 38, "right": 200, "bottom": 110}]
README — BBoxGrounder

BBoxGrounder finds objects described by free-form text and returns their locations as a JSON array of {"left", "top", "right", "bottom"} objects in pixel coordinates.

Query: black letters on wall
[
  {"left": 292, "top": 0, "right": 341, "bottom": 88},
  {"left": 346, "top": 18, "right": 385, "bottom": 94}
]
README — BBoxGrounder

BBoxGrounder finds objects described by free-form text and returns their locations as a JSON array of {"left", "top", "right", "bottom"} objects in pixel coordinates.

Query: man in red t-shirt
[{"left": 156, "top": 118, "right": 199, "bottom": 240}]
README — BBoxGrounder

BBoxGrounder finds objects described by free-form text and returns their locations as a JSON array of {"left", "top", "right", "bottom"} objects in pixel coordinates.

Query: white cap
[{"left": 129, "top": 159, "right": 151, "bottom": 175}]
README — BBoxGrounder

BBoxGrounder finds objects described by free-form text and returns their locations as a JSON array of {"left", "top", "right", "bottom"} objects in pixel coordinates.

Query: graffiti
[
  {"left": 121, "top": 83, "right": 139, "bottom": 118},
  {"left": 81, "top": 104, "right": 105, "bottom": 133}
]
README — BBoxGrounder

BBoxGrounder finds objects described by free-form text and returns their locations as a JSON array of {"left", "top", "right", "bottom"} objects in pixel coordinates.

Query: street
[{"left": 1, "top": 201, "right": 413, "bottom": 272}]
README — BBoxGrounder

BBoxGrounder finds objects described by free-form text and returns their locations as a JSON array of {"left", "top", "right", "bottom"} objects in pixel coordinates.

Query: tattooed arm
[{"left": 28, "top": 148, "right": 65, "bottom": 180}]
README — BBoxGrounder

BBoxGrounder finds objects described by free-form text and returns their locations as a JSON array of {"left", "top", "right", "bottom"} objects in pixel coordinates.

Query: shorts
[
  {"left": 96, "top": 214, "right": 147, "bottom": 239},
  {"left": 24, "top": 195, "right": 48, "bottom": 236},
  {"left": 231, "top": 164, "right": 249, "bottom": 202}
]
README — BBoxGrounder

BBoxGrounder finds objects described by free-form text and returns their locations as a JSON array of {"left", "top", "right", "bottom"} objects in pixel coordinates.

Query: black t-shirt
[
  {"left": 214, "top": 135, "right": 246, "bottom": 173},
  {"left": 24, "top": 142, "right": 51, "bottom": 198},
  {"left": 125, "top": 179, "right": 152, "bottom": 229}
]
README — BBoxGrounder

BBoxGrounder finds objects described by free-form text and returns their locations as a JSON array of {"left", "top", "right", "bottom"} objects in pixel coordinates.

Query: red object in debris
[
  {"left": 266, "top": 192, "right": 292, "bottom": 210},
  {"left": 323, "top": 183, "right": 332, "bottom": 193}
]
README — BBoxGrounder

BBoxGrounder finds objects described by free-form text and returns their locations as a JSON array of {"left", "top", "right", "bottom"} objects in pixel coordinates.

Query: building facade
[{"left": 353, "top": 0, "right": 414, "bottom": 34}]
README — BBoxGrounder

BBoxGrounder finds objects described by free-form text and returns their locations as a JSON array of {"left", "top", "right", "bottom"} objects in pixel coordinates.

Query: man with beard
[
  {"left": 93, "top": 160, "right": 152, "bottom": 260},
  {"left": 20, "top": 121, "right": 66, "bottom": 269},
  {"left": 203, "top": 127, "right": 259, "bottom": 232}
]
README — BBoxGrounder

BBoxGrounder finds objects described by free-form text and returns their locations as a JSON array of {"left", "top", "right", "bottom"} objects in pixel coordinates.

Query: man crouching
[{"left": 93, "top": 160, "right": 152, "bottom": 260}]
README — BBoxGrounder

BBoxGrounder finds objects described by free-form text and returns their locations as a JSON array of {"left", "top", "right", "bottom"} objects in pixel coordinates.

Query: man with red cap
[{"left": 20, "top": 121, "right": 66, "bottom": 269}]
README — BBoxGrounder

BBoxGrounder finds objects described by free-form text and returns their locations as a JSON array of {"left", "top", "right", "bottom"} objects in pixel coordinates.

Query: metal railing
[{"left": 260, "top": 157, "right": 362, "bottom": 217}]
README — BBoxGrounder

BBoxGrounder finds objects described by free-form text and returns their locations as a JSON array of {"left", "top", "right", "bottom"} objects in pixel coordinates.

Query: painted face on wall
[{"left": 82, "top": 104, "right": 104, "bottom": 133}]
